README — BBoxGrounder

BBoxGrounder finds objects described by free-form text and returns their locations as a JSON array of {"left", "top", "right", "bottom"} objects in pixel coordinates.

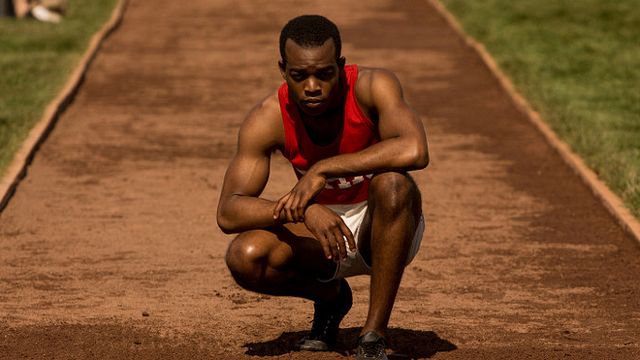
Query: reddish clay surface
[{"left": 1, "top": 0, "right": 640, "bottom": 359}]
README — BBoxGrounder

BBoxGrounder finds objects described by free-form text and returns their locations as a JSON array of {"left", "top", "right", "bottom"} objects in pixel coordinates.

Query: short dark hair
[{"left": 279, "top": 15, "right": 342, "bottom": 64}]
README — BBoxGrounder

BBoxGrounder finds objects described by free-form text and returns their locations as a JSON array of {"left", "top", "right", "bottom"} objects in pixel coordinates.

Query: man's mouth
[{"left": 303, "top": 99, "right": 326, "bottom": 108}]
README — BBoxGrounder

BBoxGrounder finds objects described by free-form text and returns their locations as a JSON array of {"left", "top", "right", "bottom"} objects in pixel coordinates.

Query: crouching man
[{"left": 217, "top": 15, "right": 429, "bottom": 360}]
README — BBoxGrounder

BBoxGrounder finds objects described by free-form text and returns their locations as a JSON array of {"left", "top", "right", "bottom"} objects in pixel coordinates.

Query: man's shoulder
[
  {"left": 244, "top": 91, "right": 281, "bottom": 127},
  {"left": 250, "top": 91, "right": 281, "bottom": 119},
  {"left": 355, "top": 66, "right": 402, "bottom": 109},
  {"left": 356, "top": 66, "right": 398, "bottom": 86},
  {"left": 239, "top": 91, "right": 284, "bottom": 150}
]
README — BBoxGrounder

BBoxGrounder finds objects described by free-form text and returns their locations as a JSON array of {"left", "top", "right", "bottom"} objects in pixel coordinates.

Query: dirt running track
[{"left": 1, "top": 0, "right": 640, "bottom": 359}]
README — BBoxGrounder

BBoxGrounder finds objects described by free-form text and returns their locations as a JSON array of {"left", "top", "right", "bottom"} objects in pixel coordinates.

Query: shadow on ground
[{"left": 242, "top": 327, "right": 457, "bottom": 358}]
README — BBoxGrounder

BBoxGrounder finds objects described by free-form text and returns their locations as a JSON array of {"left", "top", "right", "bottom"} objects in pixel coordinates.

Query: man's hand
[
  {"left": 303, "top": 204, "right": 356, "bottom": 260},
  {"left": 273, "top": 169, "right": 326, "bottom": 222}
]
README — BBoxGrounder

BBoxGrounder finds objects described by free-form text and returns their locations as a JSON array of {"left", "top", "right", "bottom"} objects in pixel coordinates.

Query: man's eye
[
  {"left": 317, "top": 70, "right": 334, "bottom": 80},
  {"left": 290, "top": 73, "right": 306, "bottom": 81}
]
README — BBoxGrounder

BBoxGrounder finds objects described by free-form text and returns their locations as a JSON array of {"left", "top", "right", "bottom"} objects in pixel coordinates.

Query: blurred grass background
[
  {"left": 441, "top": 0, "right": 640, "bottom": 217},
  {"left": 0, "top": 0, "right": 118, "bottom": 176}
]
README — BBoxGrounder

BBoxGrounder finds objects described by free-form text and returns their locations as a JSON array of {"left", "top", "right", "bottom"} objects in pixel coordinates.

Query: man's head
[
  {"left": 279, "top": 15, "right": 342, "bottom": 65},
  {"left": 279, "top": 15, "right": 346, "bottom": 116}
]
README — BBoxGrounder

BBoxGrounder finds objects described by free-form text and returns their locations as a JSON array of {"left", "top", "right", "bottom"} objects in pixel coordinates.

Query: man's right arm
[
  {"left": 216, "top": 95, "right": 285, "bottom": 234},
  {"left": 216, "top": 94, "right": 355, "bottom": 261}
]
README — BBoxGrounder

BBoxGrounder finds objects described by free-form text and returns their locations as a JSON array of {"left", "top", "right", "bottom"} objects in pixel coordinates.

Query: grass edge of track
[
  {"left": 439, "top": 0, "right": 640, "bottom": 219},
  {"left": 0, "top": 0, "right": 120, "bottom": 177}
]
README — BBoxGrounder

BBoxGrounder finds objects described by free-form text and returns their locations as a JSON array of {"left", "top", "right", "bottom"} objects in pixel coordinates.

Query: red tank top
[{"left": 278, "top": 64, "right": 379, "bottom": 205}]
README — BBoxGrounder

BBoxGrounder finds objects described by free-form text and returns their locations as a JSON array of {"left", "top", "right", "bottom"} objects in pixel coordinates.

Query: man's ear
[
  {"left": 337, "top": 57, "right": 346, "bottom": 69},
  {"left": 278, "top": 60, "right": 287, "bottom": 79}
]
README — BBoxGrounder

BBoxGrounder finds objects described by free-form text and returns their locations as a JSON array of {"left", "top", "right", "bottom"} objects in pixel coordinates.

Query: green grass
[
  {"left": 0, "top": 0, "right": 118, "bottom": 176},
  {"left": 441, "top": 0, "right": 640, "bottom": 218}
]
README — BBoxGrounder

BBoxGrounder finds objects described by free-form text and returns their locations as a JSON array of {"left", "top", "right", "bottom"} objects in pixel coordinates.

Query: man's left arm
[{"left": 274, "top": 69, "right": 429, "bottom": 221}]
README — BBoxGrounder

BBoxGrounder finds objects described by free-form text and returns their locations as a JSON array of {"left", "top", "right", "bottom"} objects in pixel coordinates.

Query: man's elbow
[
  {"left": 216, "top": 210, "right": 238, "bottom": 234},
  {"left": 416, "top": 148, "right": 430, "bottom": 169},
  {"left": 409, "top": 143, "right": 430, "bottom": 170}
]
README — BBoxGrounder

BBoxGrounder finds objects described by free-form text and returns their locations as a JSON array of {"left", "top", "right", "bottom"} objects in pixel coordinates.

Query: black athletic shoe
[
  {"left": 297, "top": 279, "right": 353, "bottom": 351},
  {"left": 355, "top": 331, "right": 388, "bottom": 360}
]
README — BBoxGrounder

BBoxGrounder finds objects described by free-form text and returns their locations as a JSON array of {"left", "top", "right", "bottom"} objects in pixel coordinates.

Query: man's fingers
[
  {"left": 295, "top": 202, "right": 305, "bottom": 222},
  {"left": 297, "top": 193, "right": 311, "bottom": 214},
  {"left": 290, "top": 194, "right": 303, "bottom": 222},
  {"left": 339, "top": 221, "right": 356, "bottom": 252},
  {"left": 324, "top": 231, "right": 340, "bottom": 260},
  {"left": 284, "top": 195, "right": 297, "bottom": 222},
  {"left": 293, "top": 192, "right": 311, "bottom": 222},
  {"left": 295, "top": 190, "right": 313, "bottom": 221},
  {"left": 276, "top": 181, "right": 318, "bottom": 222},
  {"left": 273, "top": 194, "right": 290, "bottom": 219},
  {"left": 285, "top": 206, "right": 295, "bottom": 223},
  {"left": 318, "top": 233, "right": 333, "bottom": 260},
  {"left": 331, "top": 227, "right": 347, "bottom": 259},
  {"left": 279, "top": 194, "right": 294, "bottom": 222},
  {"left": 331, "top": 233, "right": 341, "bottom": 260}
]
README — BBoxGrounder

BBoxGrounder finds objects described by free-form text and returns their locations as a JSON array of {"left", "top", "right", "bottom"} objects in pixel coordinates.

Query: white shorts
[{"left": 318, "top": 200, "right": 425, "bottom": 282}]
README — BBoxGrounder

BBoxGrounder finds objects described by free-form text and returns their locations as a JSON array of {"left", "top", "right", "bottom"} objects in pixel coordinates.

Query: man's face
[{"left": 280, "top": 38, "right": 343, "bottom": 116}]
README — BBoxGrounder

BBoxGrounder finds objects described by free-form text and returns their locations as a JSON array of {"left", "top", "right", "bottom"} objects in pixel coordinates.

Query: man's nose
[{"left": 304, "top": 77, "right": 321, "bottom": 96}]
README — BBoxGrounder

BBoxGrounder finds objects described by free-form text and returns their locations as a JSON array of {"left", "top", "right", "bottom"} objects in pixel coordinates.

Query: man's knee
[
  {"left": 225, "top": 232, "right": 271, "bottom": 287},
  {"left": 369, "top": 172, "right": 420, "bottom": 216}
]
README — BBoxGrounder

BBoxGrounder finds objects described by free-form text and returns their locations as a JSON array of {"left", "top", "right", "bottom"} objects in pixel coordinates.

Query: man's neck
[
  {"left": 301, "top": 106, "right": 344, "bottom": 146},
  {"left": 298, "top": 70, "right": 347, "bottom": 145}
]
